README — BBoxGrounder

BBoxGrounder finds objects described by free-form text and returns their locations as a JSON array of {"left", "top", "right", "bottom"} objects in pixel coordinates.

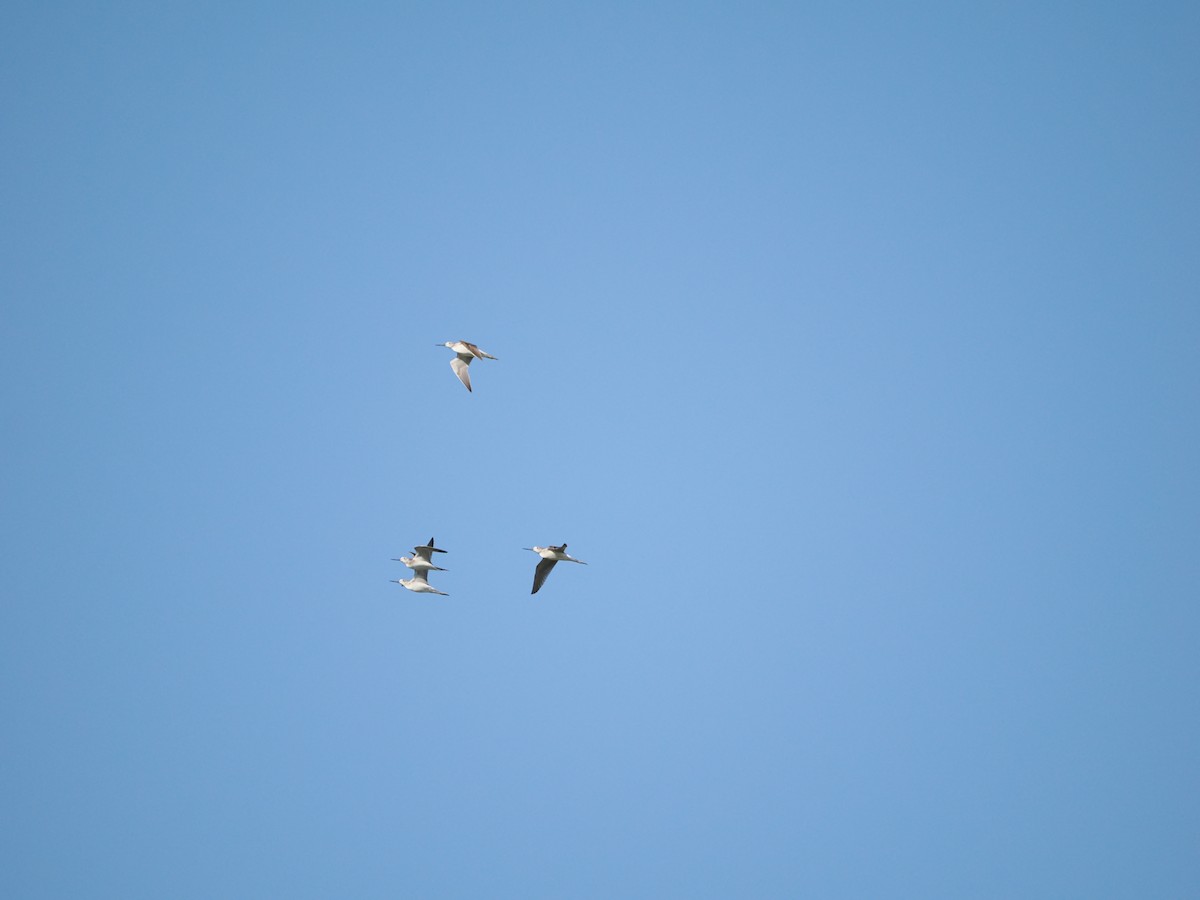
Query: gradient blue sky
[{"left": 3, "top": 2, "right": 1198, "bottom": 897}]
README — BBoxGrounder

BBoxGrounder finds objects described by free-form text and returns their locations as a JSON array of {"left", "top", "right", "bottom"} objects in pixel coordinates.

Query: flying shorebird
[
  {"left": 392, "top": 552, "right": 447, "bottom": 572},
  {"left": 523, "top": 543, "right": 588, "bottom": 595},
  {"left": 437, "top": 341, "right": 498, "bottom": 392},
  {"left": 390, "top": 570, "right": 449, "bottom": 596},
  {"left": 393, "top": 536, "right": 449, "bottom": 570}
]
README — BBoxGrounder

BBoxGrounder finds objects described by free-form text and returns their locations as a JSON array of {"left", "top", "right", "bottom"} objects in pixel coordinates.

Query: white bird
[
  {"left": 392, "top": 537, "right": 449, "bottom": 570},
  {"left": 437, "top": 341, "right": 498, "bottom": 392},
  {"left": 390, "top": 571, "right": 449, "bottom": 596},
  {"left": 523, "top": 543, "right": 588, "bottom": 595},
  {"left": 392, "top": 552, "right": 446, "bottom": 572}
]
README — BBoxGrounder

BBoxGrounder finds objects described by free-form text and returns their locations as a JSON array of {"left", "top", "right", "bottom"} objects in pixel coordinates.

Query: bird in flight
[
  {"left": 437, "top": 341, "right": 498, "bottom": 392},
  {"left": 392, "top": 548, "right": 447, "bottom": 572},
  {"left": 390, "top": 537, "right": 450, "bottom": 594},
  {"left": 523, "top": 544, "right": 588, "bottom": 595},
  {"left": 390, "top": 570, "right": 449, "bottom": 596}
]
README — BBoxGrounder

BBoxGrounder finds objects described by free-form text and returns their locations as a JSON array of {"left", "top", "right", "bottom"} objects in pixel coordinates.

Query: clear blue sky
[{"left": 3, "top": 2, "right": 1198, "bottom": 897}]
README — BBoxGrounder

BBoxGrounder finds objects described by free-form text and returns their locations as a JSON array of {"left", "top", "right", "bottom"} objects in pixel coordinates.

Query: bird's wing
[
  {"left": 450, "top": 355, "right": 473, "bottom": 391},
  {"left": 473, "top": 344, "right": 497, "bottom": 360},
  {"left": 532, "top": 558, "right": 558, "bottom": 594}
]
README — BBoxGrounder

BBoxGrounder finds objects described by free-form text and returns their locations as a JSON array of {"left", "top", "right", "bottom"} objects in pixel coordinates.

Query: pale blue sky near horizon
[{"left": 3, "top": 2, "right": 1198, "bottom": 897}]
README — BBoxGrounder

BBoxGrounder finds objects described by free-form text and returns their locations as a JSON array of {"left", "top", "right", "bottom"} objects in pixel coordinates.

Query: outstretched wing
[
  {"left": 412, "top": 539, "right": 448, "bottom": 562},
  {"left": 467, "top": 342, "right": 497, "bottom": 360},
  {"left": 450, "top": 355, "right": 473, "bottom": 392},
  {"left": 532, "top": 558, "right": 558, "bottom": 594}
]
